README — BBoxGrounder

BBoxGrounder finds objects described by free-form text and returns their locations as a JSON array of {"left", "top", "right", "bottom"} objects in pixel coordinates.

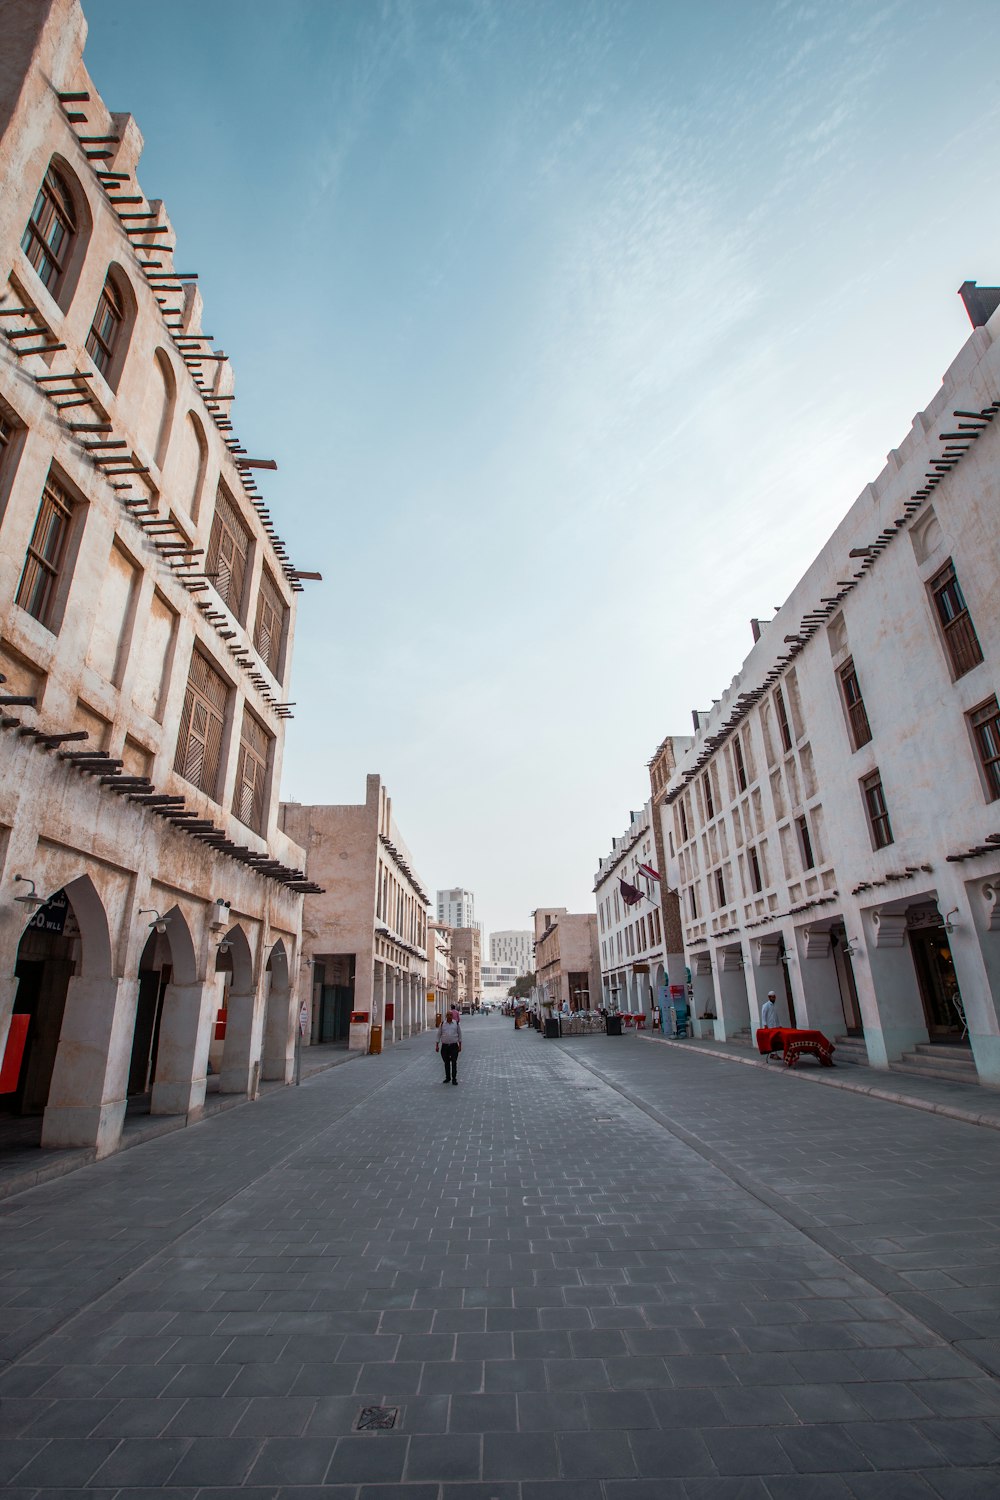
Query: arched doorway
[
  {"left": 261, "top": 940, "right": 292, "bottom": 1082},
  {"left": 4, "top": 875, "right": 114, "bottom": 1141},
  {"left": 215, "top": 925, "right": 257, "bottom": 1095}
]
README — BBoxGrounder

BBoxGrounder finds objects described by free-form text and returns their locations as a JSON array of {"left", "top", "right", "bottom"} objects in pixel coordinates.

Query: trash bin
[
  {"left": 544, "top": 1017, "right": 560, "bottom": 1039},
  {"left": 605, "top": 1015, "right": 623, "bottom": 1036},
  {"left": 368, "top": 1025, "right": 383, "bottom": 1055}
]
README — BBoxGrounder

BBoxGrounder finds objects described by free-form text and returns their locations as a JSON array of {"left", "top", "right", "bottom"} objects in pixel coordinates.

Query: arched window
[
  {"left": 21, "top": 165, "right": 76, "bottom": 294},
  {"left": 86, "top": 274, "right": 124, "bottom": 376},
  {"left": 138, "top": 349, "right": 177, "bottom": 467}
]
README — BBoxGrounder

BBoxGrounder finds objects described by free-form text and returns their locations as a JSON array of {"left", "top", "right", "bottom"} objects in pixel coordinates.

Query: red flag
[
  {"left": 638, "top": 863, "right": 660, "bottom": 881},
  {"left": 619, "top": 876, "right": 643, "bottom": 907}
]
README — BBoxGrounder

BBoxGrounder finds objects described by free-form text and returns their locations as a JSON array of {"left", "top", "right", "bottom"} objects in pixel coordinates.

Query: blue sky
[{"left": 82, "top": 0, "right": 1000, "bottom": 932}]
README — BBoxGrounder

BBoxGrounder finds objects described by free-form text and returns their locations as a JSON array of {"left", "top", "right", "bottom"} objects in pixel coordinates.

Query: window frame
[
  {"left": 205, "top": 483, "right": 252, "bottom": 621},
  {"left": 861, "top": 769, "right": 894, "bottom": 851},
  {"left": 173, "top": 649, "right": 229, "bottom": 801},
  {"left": 15, "top": 469, "right": 80, "bottom": 632},
  {"left": 732, "top": 733, "right": 748, "bottom": 793},
  {"left": 968, "top": 697, "right": 1000, "bottom": 802},
  {"left": 253, "top": 565, "right": 287, "bottom": 679},
  {"left": 86, "top": 274, "right": 124, "bottom": 377},
  {"left": 774, "top": 685, "right": 793, "bottom": 753},
  {"left": 930, "top": 559, "right": 984, "bottom": 680},
  {"left": 838, "top": 656, "right": 872, "bottom": 750},
  {"left": 748, "top": 844, "right": 763, "bottom": 893},
  {"left": 795, "top": 813, "right": 815, "bottom": 870},
  {"left": 20, "top": 164, "right": 76, "bottom": 295},
  {"left": 232, "top": 706, "right": 271, "bottom": 833}
]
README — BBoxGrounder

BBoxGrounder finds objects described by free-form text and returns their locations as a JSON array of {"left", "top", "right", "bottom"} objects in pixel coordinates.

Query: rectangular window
[
  {"left": 253, "top": 565, "right": 287, "bottom": 677},
  {"left": 748, "top": 845, "right": 763, "bottom": 893},
  {"left": 174, "top": 651, "right": 228, "bottom": 799},
  {"left": 733, "top": 734, "right": 748, "bottom": 793},
  {"left": 931, "top": 560, "right": 984, "bottom": 679},
  {"left": 861, "top": 769, "right": 893, "bottom": 850},
  {"left": 969, "top": 698, "right": 1000, "bottom": 801},
  {"left": 715, "top": 869, "right": 726, "bottom": 907},
  {"left": 679, "top": 799, "right": 689, "bottom": 842},
  {"left": 688, "top": 887, "right": 699, "bottom": 920},
  {"left": 838, "top": 657, "right": 872, "bottom": 749},
  {"left": 233, "top": 708, "right": 270, "bottom": 833},
  {"left": 796, "top": 814, "right": 815, "bottom": 870},
  {"left": 775, "top": 686, "right": 793, "bottom": 752},
  {"left": 703, "top": 772, "right": 715, "bottom": 820},
  {"left": 15, "top": 471, "right": 76, "bottom": 629},
  {"left": 206, "top": 485, "right": 251, "bottom": 618}
]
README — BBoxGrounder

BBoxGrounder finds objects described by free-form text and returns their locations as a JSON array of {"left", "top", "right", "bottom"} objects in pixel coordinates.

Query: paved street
[{"left": 1, "top": 1019, "right": 999, "bottom": 1498}]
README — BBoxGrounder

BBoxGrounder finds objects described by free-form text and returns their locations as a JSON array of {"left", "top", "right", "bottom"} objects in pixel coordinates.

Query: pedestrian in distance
[
  {"left": 761, "top": 990, "right": 779, "bottom": 1028},
  {"left": 436, "top": 1006, "right": 462, "bottom": 1085}
]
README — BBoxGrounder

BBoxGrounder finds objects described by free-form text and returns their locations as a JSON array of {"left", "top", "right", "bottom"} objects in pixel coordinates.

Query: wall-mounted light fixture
[
  {"left": 943, "top": 907, "right": 959, "bottom": 934},
  {"left": 139, "top": 907, "right": 169, "bottom": 934},
  {"left": 217, "top": 938, "right": 232, "bottom": 955},
  {"left": 842, "top": 936, "right": 861, "bottom": 957},
  {"left": 13, "top": 875, "right": 45, "bottom": 909}
]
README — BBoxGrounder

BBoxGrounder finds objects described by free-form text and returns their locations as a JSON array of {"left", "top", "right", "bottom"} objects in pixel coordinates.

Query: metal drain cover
[{"left": 355, "top": 1405, "right": 399, "bottom": 1430}]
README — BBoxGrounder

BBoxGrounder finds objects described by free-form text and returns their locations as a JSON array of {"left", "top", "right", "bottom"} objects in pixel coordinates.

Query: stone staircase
[
  {"left": 831, "top": 1035, "right": 869, "bottom": 1067},
  {"left": 890, "top": 1042, "right": 978, "bottom": 1086}
]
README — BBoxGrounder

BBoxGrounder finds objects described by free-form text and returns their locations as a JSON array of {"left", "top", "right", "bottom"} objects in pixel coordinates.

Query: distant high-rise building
[
  {"left": 490, "top": 930, "right": 534, "bottom": 974},
  {"left": 437, "top": 887, "right": 477, "bottom": 930}
]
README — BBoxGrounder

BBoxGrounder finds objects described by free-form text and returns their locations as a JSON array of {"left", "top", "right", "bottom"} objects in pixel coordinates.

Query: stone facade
[
  {"left": 447, "top": 924, "right": 482, "bottom": 1008},
  {"left": 0, "top": 0, "right": 313, "bottom": 1157},
  {"left": 532, "top": 906, "right": 600, "bottom": 1011},
  {"left": 280, "top": 777, "right": 429, "bottom": 1051},
  {"left": 659, "top": 298, "right": 1000, "bottom": 1082}
]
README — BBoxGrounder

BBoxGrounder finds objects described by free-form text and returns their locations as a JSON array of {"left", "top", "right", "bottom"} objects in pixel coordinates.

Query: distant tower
[{"left": 436, "top": 887, "right": 477, "bottom": 930}]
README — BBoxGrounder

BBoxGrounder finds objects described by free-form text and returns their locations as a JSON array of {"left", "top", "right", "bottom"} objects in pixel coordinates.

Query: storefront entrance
[
  {"left": 830, "top": 925, "right": 862, "bottom": 1034},
  {"left": 908, "top": 915, "right": 965, "bottom": 1038}
]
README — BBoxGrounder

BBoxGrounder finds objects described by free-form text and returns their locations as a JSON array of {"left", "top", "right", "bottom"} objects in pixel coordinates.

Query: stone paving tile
[{"left": 1, "top": 1027, "right": 1000, "bottom": 1492}]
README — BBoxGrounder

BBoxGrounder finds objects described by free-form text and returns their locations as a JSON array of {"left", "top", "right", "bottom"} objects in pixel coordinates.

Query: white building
[
  {"left": 658, "top": 287, "right": 1000, "bottom": 1085},
  {"left": 594, "top": 805, "right": 667, "bottom": 1014},
  {"left": 489, "top": 929, "right": 534, "bottom": 973},
  {"left": 436, "top": 887, "right": 477, "bottom": 930},
  {"left": 480, "top": 960, "right": 519, "bottom": 1004}
]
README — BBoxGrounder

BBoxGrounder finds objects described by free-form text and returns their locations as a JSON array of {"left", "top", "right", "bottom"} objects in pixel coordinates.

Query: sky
[{"left": 80, "top": 0, "right": 1000, "bottom": 933}]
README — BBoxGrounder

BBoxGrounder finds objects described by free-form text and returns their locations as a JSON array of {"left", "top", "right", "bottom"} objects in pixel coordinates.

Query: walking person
[
  {"left": 761, "top": 990, "right": 779, "bottom": 1028},
  {"left": 436, "top": 1007, "right": 462, "bottom": 1085}
]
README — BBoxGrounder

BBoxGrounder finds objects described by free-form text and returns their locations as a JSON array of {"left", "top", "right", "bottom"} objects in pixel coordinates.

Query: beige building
[
  {"left": 281, "top": 776, "right": 430, "bottom": 1051},
  {"left": 426, "top": 922, "right": 453, "bottom": 1018},
  {"left": 659, "top": 287, "right": 1000, "bottom": 1084},
  {"left": 0, "top": 0, "right": 316, "bottom": 1158},
  {"left": 447, "top": 924, "right": 482, "bottom": 1009},
  {"left": 532, "top": 906, "right": 600, "bottom": 1011}
]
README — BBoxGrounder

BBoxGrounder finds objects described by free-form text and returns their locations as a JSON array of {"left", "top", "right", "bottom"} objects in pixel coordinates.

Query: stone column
[
  {"left": 151, "top": 977, "right": 218, "bottom": 1117},
  {"left": 42, "top": 975, "right": 138, "bottom": 1156},
  {"left": 219, "top": 983, "right": 258, "bottom": 1094},
  {"left": 854, "top": 905, "right": 926, "bottom": 1068}
]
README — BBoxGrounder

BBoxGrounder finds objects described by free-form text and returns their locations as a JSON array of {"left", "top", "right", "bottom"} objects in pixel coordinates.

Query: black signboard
[{"left": 27, "top": 889, "right": 69, "bottom": 935}]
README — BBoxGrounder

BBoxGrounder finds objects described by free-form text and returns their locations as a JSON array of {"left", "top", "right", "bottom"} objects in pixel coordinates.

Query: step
[
  {"left": 890, "top": 1050, "right": 980, "bottom": 1085},
  {"left": 831, "top": 1037, "right": 869, "bottom": 1066}
]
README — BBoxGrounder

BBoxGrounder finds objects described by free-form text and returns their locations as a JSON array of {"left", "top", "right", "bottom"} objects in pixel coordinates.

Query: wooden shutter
[
  {"left": 173, "top": 651, "right": 228, "bottom": 797},
  {"left": 206, "top": 486, "right": 250, "bottom": 615},
  {"left": 253, "top": 567, "right": 285, "bottom": 675},
  {"left": 233, "top": 709, "right": 269, "bottom": 832}
]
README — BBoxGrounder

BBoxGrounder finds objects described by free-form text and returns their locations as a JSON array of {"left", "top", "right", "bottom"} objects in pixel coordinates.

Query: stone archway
[
  {"left": 216, "top": 925, "right": 258, "bottom": 1096},
  {"left": 148, "top": 905, "right": 211, "bottom": 1118},
  {"left": 261, "top": 939, "right": 293, "bottom": 1083},
  {"left": 4, "top": 874, "right": 127, "bottom": 1153}
]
